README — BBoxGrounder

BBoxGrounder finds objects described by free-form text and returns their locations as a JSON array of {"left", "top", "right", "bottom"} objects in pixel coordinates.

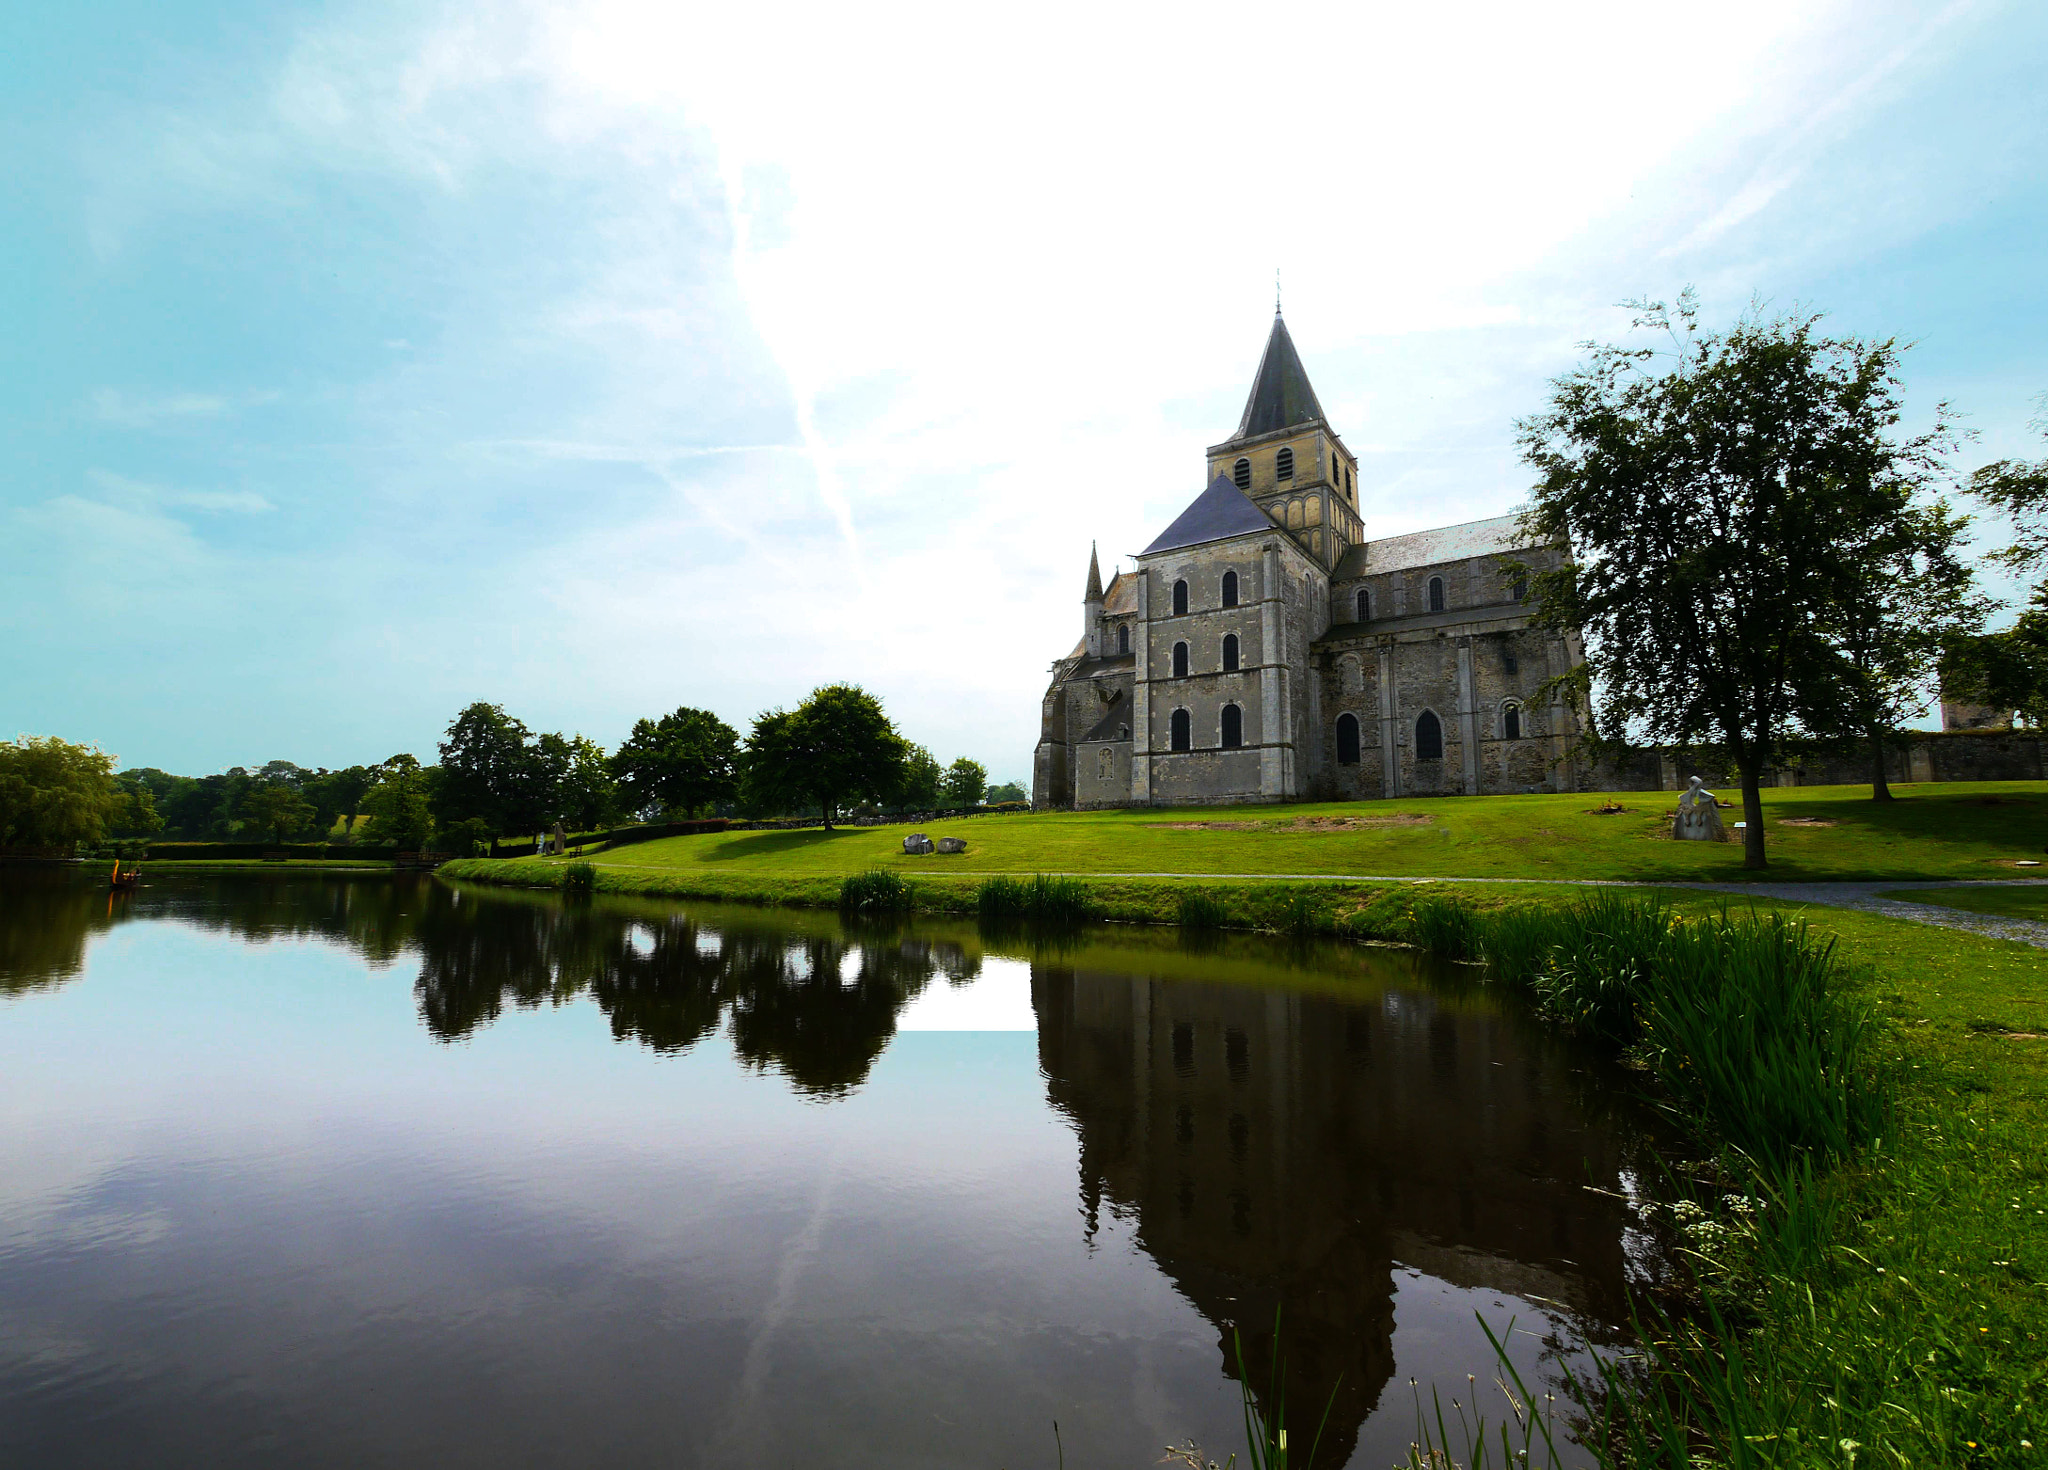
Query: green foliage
[
  {"left": 1941, "top": 581, "right": 2048, "bottom": 727},
  {"left": 896, "top": 744, "right": 944, "bottom": 810},
  {"left": 985, "top": 780, "right": 1028, "bottom": 805},
  {"left": 1176, "top": 888, "right": 1228, "bottom": 929},
  {"left": 1448, "top": 892, "right": 1891, "bottom": 1172},
  {"left": 0, "top": 736, "right": 127, "bottom": 849},
  {"left": 742, "top": 684, "right": 908, "bottom": 827},
  {"left": 1407, "top": 891, "right": 1480, "bottom": 957},
  {"left": 362, "top": 759, "right": 435, "bottom": 850},
  {"left": 839, "top": 868, "right": 914, "bottom": 913},
  {"left": 108, "top": 772, "right": 165, "bottom": 837},
  {"left": 612, "top": 706, "right": 738, "bottom": 819},
  {"left": 437, "top": 702, "right": 544, "bottom": 836},
  {"left": 1517, "top": 292, "right": 1974, "bottom": 865},
  {"left": 1967, "top": 392, "right": 2048, "bottom": 575},
  {"left": 941, "top": 757, "right": 987, "bottom": 808},
  {"left": 561, "top": 861, "right": 597, "bottom": 894},
  {"left": 976, "top": 873, "right": 1090, "bottom": 922},
  {"left": 241, "top": 781, "right": 317, "bottom": 844}
]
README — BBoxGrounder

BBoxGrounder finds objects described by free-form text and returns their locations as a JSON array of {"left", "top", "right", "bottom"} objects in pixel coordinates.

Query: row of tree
[
  {"left": 2, "top": 687, "right": 1022, "bottom": 853},
  {"left": 1515, "top": 293, "right": 2048, "bottom": 868},
  {"left": 435, "top": 684, "right": 1016, "bottom": 846}
]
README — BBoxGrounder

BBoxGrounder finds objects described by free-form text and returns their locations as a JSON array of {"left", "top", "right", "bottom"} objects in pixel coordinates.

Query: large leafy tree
[
  {"left": 941, "top": 757, "right": 987, "bottom": 808},
  {"left": 896, "top": 744, "right": 943, "bottom": 811},
  {"left": 1945, "top": 400, "right": 2048, "bottom": 725},
  {"left": 742, "top": 685, "right": 907, "bottom": 828},
  {"left": 1804, "top": 493, "right": 1981, "bottom": 799},
  {"left": 242, "top": 782, "right": 317, "bottom": 844},
  {"left": 362, "top": 755, "right": 435, "bottom": 850},
  {"left": 0, "top": 737, "right": 128, "bottom": 849},
  {"left": 555, "top": 734, "right": 621, "bottom": 831},
  {"left": 612, "top": 707, "right": 740, "bottom": 819},
  {"left": 437, "top": 702, "right": 542, "bottom": 838},
  {"left": 1516, "top": 294, "right": 1967, "bottom": 868}
]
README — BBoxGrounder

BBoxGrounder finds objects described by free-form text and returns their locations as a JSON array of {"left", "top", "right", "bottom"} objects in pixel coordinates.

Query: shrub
[
  {"left": 840, "top": 869, "right": 913, "bottom": 913},
  {"left": 1177, "top": 888, "right": 1228, "bottom": 930},
  {"left": 978, "top": 873, "right": 1090, "bottom": 922},
  {"left": 1408, "top": 892, "right": 1479, "bottom": 957},
  {"left": 562, "top": 862, "right": 597, "bottom": 894}
]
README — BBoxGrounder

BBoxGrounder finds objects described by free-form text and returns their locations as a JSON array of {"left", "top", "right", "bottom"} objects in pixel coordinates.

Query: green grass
[
  {"left": 1532, "top": 896, "right": 2048, "bottom": 1465},
  {"left": 526, "top": 782, "right": 2048, "bottom": 884},
  {"left": 1887, "top": 884, "right": 2048, "bottom": 921}
]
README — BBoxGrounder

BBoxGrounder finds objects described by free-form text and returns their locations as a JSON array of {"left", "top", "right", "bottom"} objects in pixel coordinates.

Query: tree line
[
  {"left": 1513, "top": 291, "right": 2048, "bottom": 868},
  {"left": 1, "top": 684, "right": 1025, "bottom": 854}
]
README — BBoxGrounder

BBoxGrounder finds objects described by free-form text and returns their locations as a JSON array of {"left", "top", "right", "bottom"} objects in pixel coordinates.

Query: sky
[{"left": 3, "top": 0, "right": 2045, "bottom": 782}]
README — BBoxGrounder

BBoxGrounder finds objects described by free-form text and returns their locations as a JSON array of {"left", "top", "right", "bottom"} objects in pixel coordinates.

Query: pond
[{"left": 0, "top": 871, "right": 1662, "bottom": 1468}]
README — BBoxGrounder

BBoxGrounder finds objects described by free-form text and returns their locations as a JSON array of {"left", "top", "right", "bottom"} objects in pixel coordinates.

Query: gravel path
[{"left": 1662, "top": 879, "right": 2048, "bottom": 950}]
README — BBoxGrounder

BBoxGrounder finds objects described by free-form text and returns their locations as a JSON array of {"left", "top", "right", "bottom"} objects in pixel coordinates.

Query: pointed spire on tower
[
  {"left": 1085, "top": 541, "right": 1104, "bottom": 602},
  {"left": 1232, "top": 309, "right": 1326, "bottom": 441}
]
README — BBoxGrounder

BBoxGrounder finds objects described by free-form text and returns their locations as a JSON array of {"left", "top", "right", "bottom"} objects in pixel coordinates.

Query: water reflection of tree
[
  {"left": 2, "top": 875, "right": 963, "bottom": 1097},
  {"left": 0, "top": 878, "right": 119, "bottom": 993},
  {"left": 1031, "top": 963, "right": 1642, "bottom": 1468}
]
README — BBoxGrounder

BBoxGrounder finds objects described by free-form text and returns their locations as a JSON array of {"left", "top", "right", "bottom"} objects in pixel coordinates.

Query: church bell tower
[{"left": 1204, "top": 308, "right": 1363, "bottom": 568}]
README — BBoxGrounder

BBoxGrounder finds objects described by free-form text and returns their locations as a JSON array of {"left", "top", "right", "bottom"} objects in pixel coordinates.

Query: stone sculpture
[
  {"left": 1671, "top": 778, "right": 1730, "bottom": 842},
  {"left": 903, "top": 833, "right": 935, "bottom": 855},
  {"left": 936, "top": 837, "right": 967, "bottom": 854}
]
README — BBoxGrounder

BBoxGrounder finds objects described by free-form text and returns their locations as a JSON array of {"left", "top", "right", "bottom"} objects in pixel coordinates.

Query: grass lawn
[
  {"left": 557, "top": 781, "right": 2048, "bottom": 884},
  {"left": 1887, "top": 884, "right": 2048, "bottom": 921},
  {"left": 1657, "top": 897, "right": 2048, "bottom": 1459}
]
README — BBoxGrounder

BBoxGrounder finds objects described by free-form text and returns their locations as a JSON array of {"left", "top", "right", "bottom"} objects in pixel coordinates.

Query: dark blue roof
[
  {"left": 1234, "top": 312, "right": 1326, "bottom": 440},
  {"left": 1142, "top": 473, "right": 1274, "bottom": 556}
]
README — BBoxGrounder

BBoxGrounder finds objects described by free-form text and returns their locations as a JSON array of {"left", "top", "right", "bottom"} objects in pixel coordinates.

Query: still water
[{"left": 0, "top": 872, "right": 1659, "bottom": 1468}]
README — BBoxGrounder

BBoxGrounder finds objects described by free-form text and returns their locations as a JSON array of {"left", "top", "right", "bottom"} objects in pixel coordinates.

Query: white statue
[{"left": 1672, "top": 777, "right": 1730, "bottom": 842}]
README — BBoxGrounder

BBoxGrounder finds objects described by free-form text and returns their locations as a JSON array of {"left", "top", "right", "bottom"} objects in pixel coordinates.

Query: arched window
[
  {"left": 1233, "top": 457, "right": 1251, "bottom": 490},
  {"left": 1172, "top": 641, "right": 1189, "bottom": 678},
  {"left": 1170, "top": 708, "right": 1191, "bottom": 751},
  {"left": 1221, "top": 569, "right": 1238, "bottom": 607},
  {"left": 1428, "top": 576, "right": 1446, "bottom": 613},
  {"left": 1504, "top": 704, "right": 1522, "bottom": 740},
  {"left": 1416, "top": 710, "right": 1444, "bottom": 761},
  {"left": 1117, "top": 623, "right": 1129, "bottom": 655},
  {"left": 1118, "top": 724, "right": 1130, "bottom": 740},
  {"left": 1097, "top": 748, "right": 1114, "bottom": 779},
  {"left": 1220, "top": 704, "right": 1243, "bottom": 748},
  {"left": 1355, "top": 588, "right": 1370, "bottom": 622},
  {"left": 1276, "top": 446, "right": 1294, "bottom": 480},
  {"left": 1336, "top": 713, "right": 1361, "bottom": 765},
  {"left": 1222, "top": 633, "right": 1240, "bottom": 672},
  {"left": 1172, "top": 578, "right": 1188, "bottom": 616}
]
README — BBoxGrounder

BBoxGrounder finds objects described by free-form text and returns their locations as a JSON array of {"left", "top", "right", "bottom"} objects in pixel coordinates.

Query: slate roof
[
  {"left": 1331, "top": 514, "right": 1531, "bottom": 578},
  {"left": 1142, "top": 473, "right": 1276, "bottom": 557},
  {"left": 1233, "top": 312, "right": 1326, "bottom": 441}
]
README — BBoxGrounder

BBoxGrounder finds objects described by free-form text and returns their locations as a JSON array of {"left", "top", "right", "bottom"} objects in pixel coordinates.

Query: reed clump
[
  {"left": 1176, "top": 888, "right": 1229, "bottom": 930},
  {"left": 561, "top": 861, "right": 597, "bottom": 894},
  {"left": 838, "top": 868, "right": 914, "bottom": 913},
  {"left": 1418, "top": 891, "right": 1887, "bottom": 1169},
  {"left": 976, "top": 873, "right": 1091, "bottom": 922}
]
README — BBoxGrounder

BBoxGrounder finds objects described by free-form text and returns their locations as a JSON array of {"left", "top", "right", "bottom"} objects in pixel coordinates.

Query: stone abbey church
[{"left": 1033, "top": 309, "right": 1584, "bottom": 809}]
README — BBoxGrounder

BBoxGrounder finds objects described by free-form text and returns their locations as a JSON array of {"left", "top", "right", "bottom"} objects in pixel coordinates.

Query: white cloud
[
  {"left": 83, "top": 469, "right": 273, "bottom": 515},
  {"left": 44, "top": 0, "right": 2042, "bottom": 774}
]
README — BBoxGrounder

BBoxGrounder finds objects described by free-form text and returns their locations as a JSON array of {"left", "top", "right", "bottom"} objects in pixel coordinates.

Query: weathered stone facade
[{"left": 1035, "top": 310, "right": 1585, "bottom": 809}]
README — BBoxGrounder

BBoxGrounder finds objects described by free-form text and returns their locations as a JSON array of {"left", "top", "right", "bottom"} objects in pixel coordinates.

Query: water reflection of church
[{"left": 1032, "top": 964, "right": 1640, "bottom": 1465}]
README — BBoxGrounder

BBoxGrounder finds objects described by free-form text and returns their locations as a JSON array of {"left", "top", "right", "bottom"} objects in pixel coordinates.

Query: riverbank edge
[
  {"left": 434, "top": 857, "right": 1437, "bottom": 935},
  {"left": 441, "top": 855, "right": 2048, "bottom": 1465}
]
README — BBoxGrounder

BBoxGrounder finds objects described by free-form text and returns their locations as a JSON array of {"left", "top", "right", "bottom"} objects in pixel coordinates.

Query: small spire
[
  {"left": 1275, "top": 268, "right": 1282, "bottom": 316},
  {"left": 1085, "top": 541, "right": 1104, "bottom": 602}
]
